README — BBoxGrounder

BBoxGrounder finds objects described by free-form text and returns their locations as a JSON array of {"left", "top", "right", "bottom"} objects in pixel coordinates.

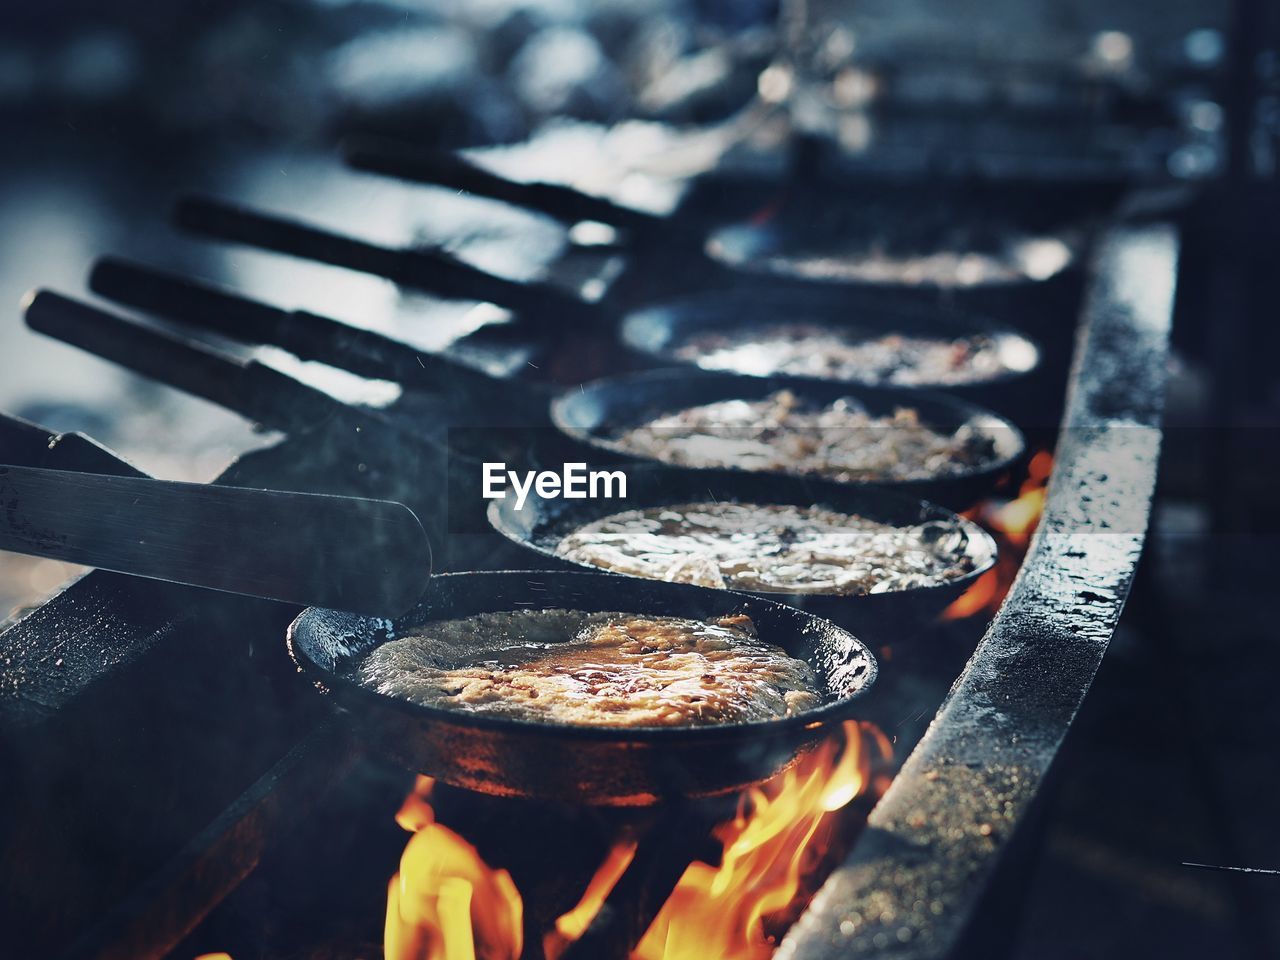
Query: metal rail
[{"left": 777, "top": 222, "right": 1178, "bottom": 959}]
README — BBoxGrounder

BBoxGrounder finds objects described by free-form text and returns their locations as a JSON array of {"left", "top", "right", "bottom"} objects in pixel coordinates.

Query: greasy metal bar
[
  {"left": 0, "top": 423, "right": 323, "bottom": 957},
  {"left": 777, "top": 222, "right": 1177, "bottom": 960},
  {"left": 59, "top": 722, "right": 355, "bottom": 960}
]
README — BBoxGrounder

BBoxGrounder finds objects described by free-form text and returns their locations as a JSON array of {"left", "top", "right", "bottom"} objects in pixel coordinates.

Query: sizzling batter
[
  {"left": 555, "top": 502, "right": 980, "bottom": 594},
  {"left": 612, "top": 389, "right": 1001, "bottom": 483},
  {"left": 707, "top": 231, "right": 1074, "bottom": 288},
  {"left": 355, "top": 610, "right": 821, "bottom": 727},
  {"left": 672, "top": 324, "right": 1032, "bottom": 387}
]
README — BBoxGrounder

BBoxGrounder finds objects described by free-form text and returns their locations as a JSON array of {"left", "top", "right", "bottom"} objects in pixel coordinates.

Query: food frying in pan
[
  {"left": 612, "top": 389, "right": 1000, "bottom": 483},
  {"left": 353, "top": 609, "right": 821, "bottom": 728},
  {"left": 671, "top": 323, "right": 1034, "bottom": 387},
  {"left": 554, "top": 502, "right": 981, "bottom": 595},
  {"left": 707, "top": 230, "right": 1074, "bottom": 288}
]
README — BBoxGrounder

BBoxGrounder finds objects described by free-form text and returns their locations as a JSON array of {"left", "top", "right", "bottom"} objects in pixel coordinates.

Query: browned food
[
  {"left": 556, "top": 502, "right": 983, "bottom": 595},
  {"left": 611, "top": 389, "right": 1001, "bottom": 483},
  {"left": 673, "top": 323, "right": 1035, "bottom": 387},
  {"left": 355, "top": 609, "right": 821, "bottom": 727}
]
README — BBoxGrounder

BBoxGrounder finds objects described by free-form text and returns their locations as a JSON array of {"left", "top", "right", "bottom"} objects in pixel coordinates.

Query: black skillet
[
  {"left": 341, "top": 141, "right": 1120, "bottom": 302},
  {"left": 24, "top": 292, "right": 881, "bottom": 807},
  {"left": 286, "top": 570, "right": 877, "bottom": 807},
  {"left": 619, "top": 284, "right": 1042, "bottom": 400},
  {"left": 338, "top": 144, "right": 1115, "bottom": 382},
  {"left": 167, "top": 178, "right": 1092, "bottom": 377},
  {"left": 552, "top": 368, "right": 1025, "bottom": 509},
  {"left": 87, "top": 260, "right": 1025, "bottom": 509},
  {"left": 699, "top": 179, "right": 1099, "bottom": 291},
  {"left": 486, "top": 465, "right": 996, "bottom": 628}
]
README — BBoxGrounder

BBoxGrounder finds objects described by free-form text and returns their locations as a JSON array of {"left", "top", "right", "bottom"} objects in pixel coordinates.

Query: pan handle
[
  {"left": 89, "top": 257, "right": 493, "bottom": 397},
  {"left": 175, "top": 195, "right": 597, "bottom": 325},
  {"left": 0, "top": 463, "right": 431, "bottom": 616},
  {"left": 23, "top": 290, "right": 349, "bottom": 435},
  {"left": 345, "top": 139, "right": 666, "bottom": 237}
]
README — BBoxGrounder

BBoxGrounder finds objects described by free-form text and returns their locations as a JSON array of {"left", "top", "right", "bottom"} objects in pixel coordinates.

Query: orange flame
[
  {"left": 385, "top": 776, "right": 524, "bottom": 960},
  {"left": 382, "top": 722, "right": 889, "bottom": 960},
  {"left": 544, "top": 838, "right": 639, "bottom": 960},
  {"left": 634, "top": 721, "right": 889, "bottom": 959},
  {"left": 943, "top": 450, "right": 1054, "bottom": 621}
]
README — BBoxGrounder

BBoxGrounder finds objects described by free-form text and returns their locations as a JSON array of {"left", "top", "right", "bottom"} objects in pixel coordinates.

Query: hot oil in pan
[
  {"left": 672, "top": 323, "right": 1036, "bottom": 387},
  {"left": 351, "top": 608, "right": 824, "bottom": 728},
  {"left": 554, "top": 501, "right": 984, "bottom": 595},
  {"left": 611, "top": 389, "right": 1003, "bottom": 483}
]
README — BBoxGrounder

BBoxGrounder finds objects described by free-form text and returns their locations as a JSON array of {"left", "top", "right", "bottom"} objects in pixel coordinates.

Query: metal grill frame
[{"left": 778, "top": 222, "right": 1177, "bottom": 959}]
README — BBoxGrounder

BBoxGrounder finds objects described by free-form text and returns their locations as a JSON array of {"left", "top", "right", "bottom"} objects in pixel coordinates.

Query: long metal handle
[
  {"left": 0, "top": 464, "right": 430, "bottom": 614},
  {"left": 24, "top": 290, "right": 347, "bottom": 434},
  {"left": 175, "top": 195, "right": 597, "bottom": 324},
  {"left": 345, "top": 140, "right": 666, "bottom": 236},
  {"left": 88, "top": 257, "right": 499, "bottom": 397}
]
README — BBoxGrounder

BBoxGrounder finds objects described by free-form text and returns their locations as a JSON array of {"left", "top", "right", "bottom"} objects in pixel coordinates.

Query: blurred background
[
  {"left": 0, "top": 0, "right": 790, "bottom": 604},
  {"left": 4, "top": 2, "right": 1280, "bottom": 959},
  {"left": 0, "top": 0, "right": 1241, "bottom": 605},
  {"left": 0, "top": 0, "right": 1234, "bottom": 494},
  {"left": 0, "top": 0, "right": 775, "bottom": 472}
]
